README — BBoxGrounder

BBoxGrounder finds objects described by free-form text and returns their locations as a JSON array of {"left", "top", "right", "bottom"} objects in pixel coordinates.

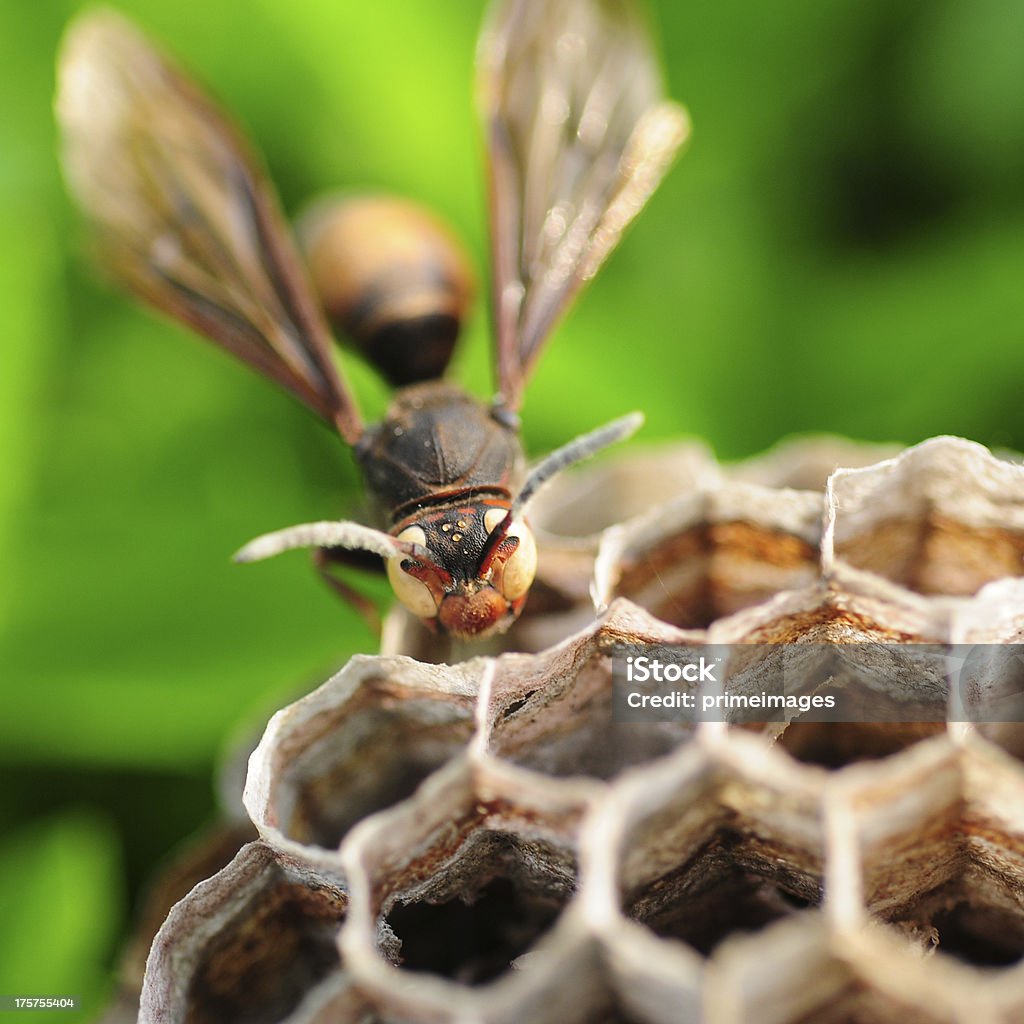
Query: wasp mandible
[{"left": 56, "top": 0, "right": 689, "bottom": 640}]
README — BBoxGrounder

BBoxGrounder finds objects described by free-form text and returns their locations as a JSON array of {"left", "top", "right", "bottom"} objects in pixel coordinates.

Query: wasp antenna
[
  {"left": 234, "top": 520, "right": 421, "bottom": 564},
  {"left": 513, "top": 411, "right": 644, "bottom": 518}
]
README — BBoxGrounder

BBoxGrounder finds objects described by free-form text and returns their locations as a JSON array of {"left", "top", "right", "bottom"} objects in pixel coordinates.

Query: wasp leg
[{"left": 311, "top": 547, "right": 384, "bottom": 633}]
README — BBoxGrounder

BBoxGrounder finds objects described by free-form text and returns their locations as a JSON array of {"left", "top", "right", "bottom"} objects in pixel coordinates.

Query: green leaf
[{"left": 0, "top": 811, "right": 123, "bottom": 1019}]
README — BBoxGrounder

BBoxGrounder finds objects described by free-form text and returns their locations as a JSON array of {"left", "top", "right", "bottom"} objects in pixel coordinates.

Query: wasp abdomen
[{"left": 303, "top": 195, "right": 474, "bottom": 386}]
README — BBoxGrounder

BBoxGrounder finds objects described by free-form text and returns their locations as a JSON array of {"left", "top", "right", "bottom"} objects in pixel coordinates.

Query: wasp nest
[{"left": 121, "top": 436, "right": 1024, "bottom": 1024}]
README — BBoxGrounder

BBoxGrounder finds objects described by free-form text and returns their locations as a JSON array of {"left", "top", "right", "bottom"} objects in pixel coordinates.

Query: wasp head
[{"left": 386, "top": 503, "right": 536, "bottom": 639}]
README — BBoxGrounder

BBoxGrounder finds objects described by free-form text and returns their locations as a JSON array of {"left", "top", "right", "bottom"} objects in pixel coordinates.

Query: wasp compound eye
[
  {"left": 500, "top": 524, "right": 537, "bottom": 600},
  {"left": 482, "top": 508, "right": 537, "bottom": 602},
  {"left": 386, "top": 526, "right": 440, "bottom": 619}
]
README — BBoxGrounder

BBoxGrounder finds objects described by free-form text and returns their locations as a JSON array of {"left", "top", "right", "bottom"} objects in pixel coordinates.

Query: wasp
[{"left": 56, "top": 1, "right": 688, "bottom": 640}]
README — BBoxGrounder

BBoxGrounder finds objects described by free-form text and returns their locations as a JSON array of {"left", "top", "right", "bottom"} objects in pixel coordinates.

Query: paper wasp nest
[{"left": 126, "top": 436, "right": 1024, "bottom": 1024}]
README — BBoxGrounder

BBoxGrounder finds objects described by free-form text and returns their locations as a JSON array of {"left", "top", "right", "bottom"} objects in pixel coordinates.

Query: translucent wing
[
  {"left": 56, "top": 11, "right": 363, "bottom": 443},
  {"left": 479, "top": 0, "right": 690, "bottom": 410}
]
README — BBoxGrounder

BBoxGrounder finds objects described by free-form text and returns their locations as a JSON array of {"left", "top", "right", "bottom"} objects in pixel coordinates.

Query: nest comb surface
[{"left": 126, "top": 436, "right": 1024, "bottom": 1024}]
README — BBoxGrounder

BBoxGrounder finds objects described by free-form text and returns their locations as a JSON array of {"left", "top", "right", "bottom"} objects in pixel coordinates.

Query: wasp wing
[
  {"left": 56, "top": 11, "right": 363, "bottom": 443},
  {"left": 479, "top": 0, "right": 689, "bottom": 410}
]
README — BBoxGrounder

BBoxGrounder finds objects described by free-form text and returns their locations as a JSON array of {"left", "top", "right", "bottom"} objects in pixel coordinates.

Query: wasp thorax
[
  {"left": 385, "top": 505, "right": 537, "bottom": 638},
  {"left": 302, "top": 195, "right": 474, "bottom": 387}
]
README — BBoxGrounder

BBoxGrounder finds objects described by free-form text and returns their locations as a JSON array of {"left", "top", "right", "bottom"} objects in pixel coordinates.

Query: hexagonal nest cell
[
  {"left": 121, "top": 436, "right": 1024, "bottom": 1024},
  {"left": 243, "top": 656, "right": 478, "bottom": 856},
  {"left": 484, "top": 606, "right": 699, "bottom": 781},
  {"left": 594, "top": 485, "right": 822, "bottom": 630},
  {"left": 340, "top": 758, "right": 583, "bottom": 991},
  {"left": 825, "top": 438, "right": 1024, "bottom": 597},
  {"left": 850, "top": 738, "right": 1024, "bottom": 971},
  {"left": 607, "top": 740, "right": 826, "bottom": 959},
  {"left": 139, "top": 843, "right": 348, "bottom": 1024}
]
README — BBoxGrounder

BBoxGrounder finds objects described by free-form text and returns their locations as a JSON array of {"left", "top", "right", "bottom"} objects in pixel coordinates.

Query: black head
[{"left": 387, "top": 500, "right": 536, "bottom": 639}]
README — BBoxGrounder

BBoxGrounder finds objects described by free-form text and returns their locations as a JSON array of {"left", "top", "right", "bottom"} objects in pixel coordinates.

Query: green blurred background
[{"left": 1, "top": 0, "right": 1023, "bottom": 1014}]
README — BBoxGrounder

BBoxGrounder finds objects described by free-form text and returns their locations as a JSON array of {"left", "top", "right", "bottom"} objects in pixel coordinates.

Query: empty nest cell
[
  {"left": 485, "top": 615, "right": 697, "bottom": 781},
  {"left": 595, "top": 485, "right": 821, "bottom": 630},
  {"left": 340, "top": 756, "right": 587, "bottom": 996},
  {"left": 244, "top": 656, "right": 478, "bottom": 852},
  {"left": 826, "top": 438, "right": 1024, "bottom": 597},
  {"left": 847, "top": 737, "right": 1024, "bottom": 970},
  {"left": 596, "top": 739, "right": 826, "bottom": 960},
  {"left": 140, "top": 842, "right": 347, "bottom": 1024}
]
